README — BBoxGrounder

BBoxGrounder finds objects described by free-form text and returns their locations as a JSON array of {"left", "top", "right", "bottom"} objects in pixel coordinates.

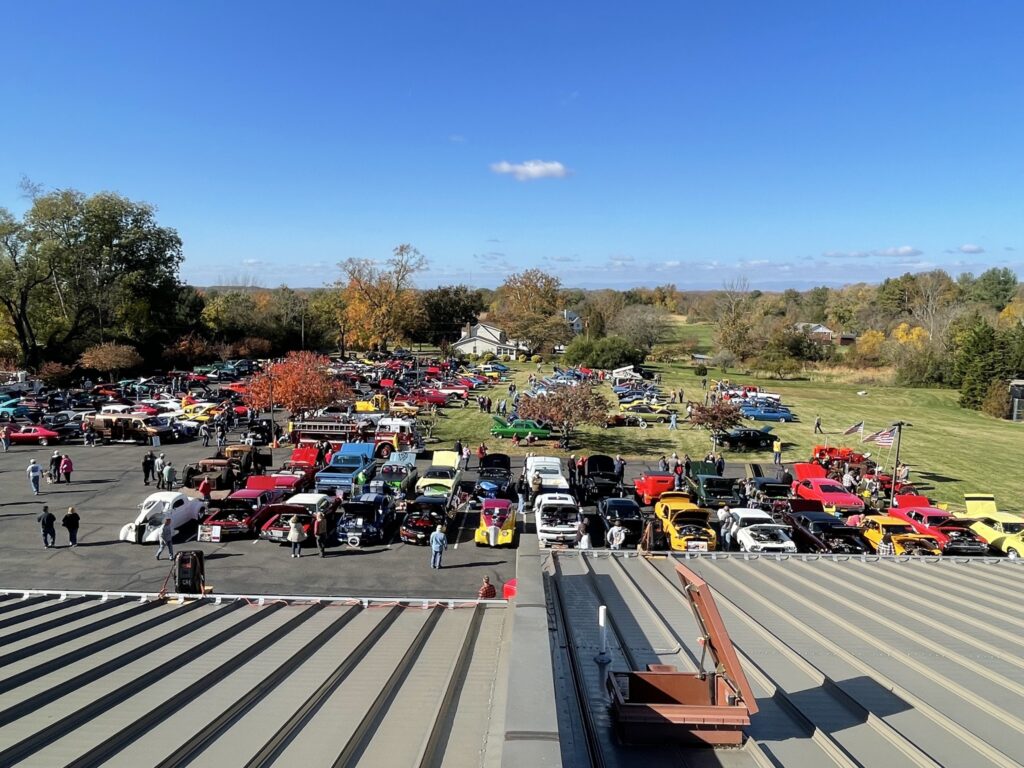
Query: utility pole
[{"left": 889, "top": 421, "right": 911, "bottom": 508}]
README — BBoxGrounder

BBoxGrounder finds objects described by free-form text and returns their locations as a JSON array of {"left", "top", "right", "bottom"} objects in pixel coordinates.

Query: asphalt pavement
[{"left": 0, "top": 435, "right": 515, "bottom": 599}]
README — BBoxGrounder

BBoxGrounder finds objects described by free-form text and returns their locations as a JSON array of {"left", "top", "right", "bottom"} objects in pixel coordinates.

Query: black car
[
  {"left": 336, "top": 493, "right": 396, "bottom": 546},
  {"left": 580, "top": 454, "right": 621, "bottom": 503},
  {"left": 782, "top": 506, "right": 867, "bottom": 554},
  {"left": 474, "top": 453, "right": 513, "bottom": 500},
  {"left": 597, "top": 497, "right": 645, "bottom": 548},
  {"left": 718, "top": 427, "right": 774, "bottom": 452},
  {"left": 745, "top": 477, "right": 792, "bottom": 510}
]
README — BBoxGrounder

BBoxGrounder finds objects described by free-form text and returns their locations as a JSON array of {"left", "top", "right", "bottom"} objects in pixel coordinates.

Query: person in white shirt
[
  {"left": 607, "top": 522, "right": 626, "bottom": 550},
  {"left": 26, "top": 460, "right": 43, "bottom": 495},
  {"left": 717, "top": 505, "right": 736, "bottom": 551}
]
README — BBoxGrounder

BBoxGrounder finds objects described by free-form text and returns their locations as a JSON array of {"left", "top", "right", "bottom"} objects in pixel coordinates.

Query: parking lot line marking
[{"left": 453, "top": 503, "right": 470, "bottom": 549}]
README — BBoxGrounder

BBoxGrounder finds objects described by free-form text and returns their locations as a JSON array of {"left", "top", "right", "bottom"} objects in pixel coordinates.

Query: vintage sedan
[
  {"left": 579, "top": 454, "right": 621, "bottom": 503},
  {"left": 602, "top": 413, "right": 649, "bottom": 429},
  {"left": 490, "top": 418, "right": 552, "bottom": 440},
  {"left": 378, "top": 451, "right": 419, "bottom": 494},
  {"left": 119, "top": 492, "right": 207, "bottom": 544},
  {"left": 202, "top": 489, "right": 285, "bottom": 537},
  {"left": 792, "top": 477, "right": 864, "bottom": 516},
  {"left": 860, "top": 515, "right": 943, "bottom": 556},
  {"left": 399, "top": 496, "right": 450, "bottom": 545},
  {"left": 182, "top": 458, "right": 240, "bottom": 492},
  {"left": 336, "top": 493, "right": 396, "bottom": 547},
  {"left": 717, "top": 427, "right": 774, "bottom": 452},
  {"left": 954, "top": 508, "right": 1024, "bottom": 558},
  {"left": 741, "top": 404, "right": 796, "bottom": 422},
  {"left": 782, "top": 507, "right": 867, "bottom": 554},
  {"left": 7, "top": 425, "right": 62, "bottom": 446},
  {"left": 732, "top": 508, "right": 798, "bottom": 553},
  {"left": 618, "top": 402, "right": 676, "bottom": 422},
  {"left": 665, "top": 509, "right": 717, "bottom": 552},
  {"left": 259, "top": 494, "right": 341, "bottom": 545},
  {"left": 474, "top": 498, "right": 517, "bottom": 547},
  {"left": 416, "top": 450, "right": 461, "bottom": 498},
  {"left": 633, "top": 471, "right": 678, "bottom": 505},
  {"left": 888, "top": 506, "right": 989, "bottom": 556},
  {"left": 597, "top": 497, "right": 645, "bottom": 548}
]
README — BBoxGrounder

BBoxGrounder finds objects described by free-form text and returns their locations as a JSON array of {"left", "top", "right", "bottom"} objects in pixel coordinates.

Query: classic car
[
  {"left": 633, "top": 471, "right": 679, "bottom": 505},
  {"left": 490, "top": 417, "right": 552, "bottom": 440},
  {"left": 732, "top": 508, "right": 798, "bottom": 553},
  {"left": 954, "top": 501, "right": 1024, "bottom": 558},
  {"left": 336, "top": 493, "right": 396, "bottom": 547},
  {"left": 314, "top": 442, "right": 377, "bottom": 495},
  {"left": 474, "top": 498, "right": 517, "bottom": 547},
  {"left": 119, "top": 492, "right": 207, "bottom": 544},
  {"left": 415, "top": 449, "right": 461, "bottom": 497},
  {"left": 688, "top": 474, "right": 740, "bottom": 510},
  {"left": 579, "top": 454, "right": 621, "bottom": 503},
  {"left": 399, "top": 495, "right": 450, "bottom": 544},
  {"left": 602, "top": 413, "right": 649, "bottom": 429},
  {"left": 378, "top": 450, "right": 419, "bottom": 494},
  {"left": 792, "top": 477, "right": 865, "bottom": 516},
  {"left": 597, "top": 497, "right": 645, "bottom": 548},
  {"left": 888, "top": 506, "right": 989, "bottom": 556},
  {"left": 526, "top": 456, "right": 571, "bottom": 495},
  {"left": 202, "top": 489, "right": 285, "bottom": 537},
  {"left": 781, "top": 507, "right": 867, "bottom": 553},
  {"left": 0, "top": 398, "right": 34, "bottom": 418},
  {"left": 259, "top": 494, "right": 341, "bottom": 544},
  {"left": 746, "top": 477, "right": 793, "bottom": 510},
  {"left": 741, "top": 404, "right": 796, "bottom": 422},
  {"left": 473, "top": 453, "right": 513, "bottom": 500},
  {"left": 536, "top": 493, "right": 581, "bottom": 548},
  {"left": 717, "top": 427, "right": 774, "bottom": 452},
  {"left": 666, "top": 508, "right": 718, "bottom": 552},
  {"left": 860, "top": 515, "right": 943, "bottom": 556},
  {"left": 653, "top": 491, "right": 700, "bottom": 524},
  {"left": 7, "top": 425, "right": 62, "bottom": 446},
  {"left": 618, "top": 402, "right": 676, "bottom": 421},
  {"left": 182, "top": 458, "right": 243, "bottom": 492}
]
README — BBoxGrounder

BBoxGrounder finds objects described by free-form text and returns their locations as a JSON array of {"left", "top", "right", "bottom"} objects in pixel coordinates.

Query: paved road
[{"left": 0, "top": 436, "right": 514, "bottom": 599}]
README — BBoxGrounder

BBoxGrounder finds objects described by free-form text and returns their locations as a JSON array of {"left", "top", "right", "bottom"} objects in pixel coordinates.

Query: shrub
[
  {"left": 38, "top": 361, "right": 75, "bottom": 387},
  {"left": 981, "top": 380, "right": 1011, "bottom": 419},
  {"left": 466, "top": 353, "right": 479, "bottom": 362},
  {"left": 694, "top": 364, "right": 708, "bottom": 377},
  {"left": 531, "top": 354, "right": 542, "bottom": 363},
  {"left": 499, "top": 355, "right": 511, "bottom": 363},
  {"left": 481, "top": 352, "right": 495, "bottom": 362},
  {"left": 563, "top": 335, "right": 644, "bottom": 369}
]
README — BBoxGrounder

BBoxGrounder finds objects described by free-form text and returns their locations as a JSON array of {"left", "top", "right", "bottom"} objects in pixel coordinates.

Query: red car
[
  {"left": 791, "top": 477, "right": 865, "bottom": 515},
  {"left": 203, "top": 489, "right": 286, "bottom": 537},
  {"left": 887, "top": 505, "right": 989, "bottom": 556},
  {"left": 633, "top": 471, "right": 678, "bottom": 505},
  {"left": 9, "top": 426, "right": 61, "bottom": 446}
]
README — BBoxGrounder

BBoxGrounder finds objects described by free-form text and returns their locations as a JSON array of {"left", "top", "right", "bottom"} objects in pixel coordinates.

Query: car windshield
[
  {"left": 883, "top": 524, "right": 915, "bottom": 535},
  {"left": 818, "top": 483, "right": 847, "bottom": 493},
  {"left": 703, "top": 478, "right": 734, "bottom": 493},
  {"left": 536, "top": 467, "right": 560, "bottom": 476},
  {"left": 1002, "top": 522, "right": 1024, "bottom": 534},
  {"left": 758, "top": 484, "right": 789, "bottom": 498},
  {"left": 425, "top": 468, "right": 455, "bottom": 479},
  {"left": 607, "top": 504, "right": 641, "bottom": 520}
]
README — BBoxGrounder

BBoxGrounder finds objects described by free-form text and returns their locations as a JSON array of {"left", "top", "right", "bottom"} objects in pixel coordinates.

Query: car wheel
[
  {"left": 1008, "top": 548, "right": 1020, "bottom": 559},
  {"left": 602, "top": 423, "right": 609, "bottom": 429},
  {"left": 39, "top": 438, "right": 49, "bottom": 446},
  {"left": 638, "top": 419, "right": 648, "bottom": 429},
  {"left": 778, "top": 416, "right": 785, "bottom": 422}
]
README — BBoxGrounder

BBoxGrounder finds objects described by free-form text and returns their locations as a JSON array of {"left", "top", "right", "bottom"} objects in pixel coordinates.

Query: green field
[{"left": 430, "top": 356, "right": 1023, "bottom": 511}]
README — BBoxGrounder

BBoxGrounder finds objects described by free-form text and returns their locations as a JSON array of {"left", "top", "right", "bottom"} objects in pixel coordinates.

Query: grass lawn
[{"left": 430, "top": 356, "right": 1023, "bottom": 511}]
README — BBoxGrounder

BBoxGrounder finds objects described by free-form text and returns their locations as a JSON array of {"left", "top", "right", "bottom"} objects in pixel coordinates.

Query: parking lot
[{"left": 0, "top": 435, "right": 516, "bottom": 599}]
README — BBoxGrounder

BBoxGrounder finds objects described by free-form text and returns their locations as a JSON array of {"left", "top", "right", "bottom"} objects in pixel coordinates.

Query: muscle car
[
  {"left": 474, "top": 498, "right": 517, "bottom": 547},
  {"left": 860, "top": 515, "right": 943, "bottom": 556}
]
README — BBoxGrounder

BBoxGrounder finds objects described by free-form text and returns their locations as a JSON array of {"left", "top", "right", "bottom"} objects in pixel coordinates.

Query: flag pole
[{"left": 889, "top": 421, "right": 910, "bottom": 508}]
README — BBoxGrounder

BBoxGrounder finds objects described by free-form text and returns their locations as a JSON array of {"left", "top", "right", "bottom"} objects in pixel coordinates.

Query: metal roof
[
  {"left": 0, "top": 591, "right": 508, "bottom": 767},
  {"left": 546, "top": 551, "right": 1024, "bottom": 768}
]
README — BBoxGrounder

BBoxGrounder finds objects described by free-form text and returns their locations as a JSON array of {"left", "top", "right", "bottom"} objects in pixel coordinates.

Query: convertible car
[
  {"left": 475, "top": 498, "right": 517, "bottom": 547},
  {"left": 119, "top": 492, "right": 207, "bottom": 544},
  {"left": 490, "top": 418, "right": 551, "bottom": 440},
  {"left": 860, "top": 515, "right": 943, "bottom": 556},
  {"left": 259, "top": 494, "right": 341, "bottom": 544},
  {"left": 602, "top": 413, "right": 649, "bottom": 429}
]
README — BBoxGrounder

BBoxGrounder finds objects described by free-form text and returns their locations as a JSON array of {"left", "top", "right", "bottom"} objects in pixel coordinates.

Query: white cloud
[
  {"left": 874, "top": 245, "right": 922, "bottom": 258},
  {"left": 547, "top": 254, "right": 579, "bottom": 263},
  {"left": 661, "top": 260, "right": 681, "bottom": 268},
  {"left": 823, "top": 250, "right": 871, "bottom": 259},
  {"left": 448, "top": 134, "right": 466, "bottom": 144},
  {"left": 958, "top": 243, "right": 985, "bottom": 254},
  {"left": 490, "top": 159, "right": 569, "bottom": 181}
]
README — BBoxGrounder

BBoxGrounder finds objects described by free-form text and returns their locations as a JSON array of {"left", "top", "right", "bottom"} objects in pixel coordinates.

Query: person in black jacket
[
  {"left": 37, "top": 505, "right": 56, "bottom": 548},
  {"left": 62, "top": 506, "right": 80, "bottom": 547},
  {"left": 142, "top": 451, "right": 156, "bottom": 486}
]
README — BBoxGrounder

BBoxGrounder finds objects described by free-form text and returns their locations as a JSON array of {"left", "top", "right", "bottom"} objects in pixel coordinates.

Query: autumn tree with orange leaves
[
  {"left": 339, "top": 244, "right": 426, "bottom": 350},
  {"left": 244, "top": 351, "right": 348, "bottom": 415}
]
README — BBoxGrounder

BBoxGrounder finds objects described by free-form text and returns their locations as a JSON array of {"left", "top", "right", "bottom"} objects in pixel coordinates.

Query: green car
[{"left": 490, "top": 417, "right": 552, "bottom": 440}]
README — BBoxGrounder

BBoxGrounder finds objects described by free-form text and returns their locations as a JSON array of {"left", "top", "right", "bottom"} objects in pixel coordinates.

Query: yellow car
[
  {"left": 955, "top": 495, "right": 1024, "bottom": 558},
  {"left": 861, "top": 515, "right": 942, "bottom": 556},
  {"left": 475, "top": 498, "right": 516, "bottom": 547},
  {"left": 665, "top": 509, "right": 717, "bottom": 552},
  {"left": 653, "top": 491, "right": 699, "bottom": 524},
  {"left": 415, "top": 450, "right": 461, "bottom": 497},
  {"left": 618, "top": 402, "right": 676, "bottom": 422}
]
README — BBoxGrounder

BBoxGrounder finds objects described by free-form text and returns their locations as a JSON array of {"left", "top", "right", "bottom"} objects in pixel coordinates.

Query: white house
[
  {"left": 793, "top": 323, "right": 834, "bottom": 343},
  {"left": 451, "top": 323, "right": 526, "bottom": 359},
  {"left": 562, "top": 309, "right": 584, "bottom": 335}
]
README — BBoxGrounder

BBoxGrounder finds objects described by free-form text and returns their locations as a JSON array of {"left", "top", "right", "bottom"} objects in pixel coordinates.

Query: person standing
[
  {"left": 154, "top": 453, "right": 166, "bottom": 489},
  {"left": 461, "top": 445, "right": 471, "bottom": 470},
  {"left": 38, "top": 505, "right": 57, "bottom": 548},
  {"left": 48, "top": 450, "right": 62, "bottom": 484},
  {"left": 669, "top": 412, "right": 678, "bottom": 430},
  {"left": 454, "top": 439, "right": 463, "bottom": 458},
  {"left": 59, "top": 454, "right": 73, "bottom": 484},
  {"left": 477, "top": 576, "right": 497, "bottom": 599},
  {"left": 613, "top": 455, "right": 626, "bottom": 486},
  {"left": 155, "top": 518, "right": 174, "bottom": 560},
  {"left": 530, "top": 471, "right": 543, "bottom": 505},
  {"left": 1, "top": 423, "right": 12, "bottom": 452},
  {"left": 162, "top": 461, "right": 176, "bottom": 491},
  {"left": 772, "top": 438, "right": 782, "bottom": 465},
  {"left": 715, "top": 454, "right": 725, "bottom": 477},
  {"left": 876, "top": 531, "right": 896, "bottom": 556},
  {"left": 197, "top": 476, "right": 212, "bottom": 501},
  {"left": 199, "top": 423, "right": 211, "bottom": 447},
  {"left": 607, "top": 520, "right": 626, "bottom": 550},
  {"left": 142, "top": 451, "right": 156, "bottom": 485},
  {"left": 429, "top": 525, "right": 448, "bottom": 569},
  {"left": 575, "top": 518, "right": 591, "bottom": 550},
  {"left": 813, "top": 415, "right": 823, "bottom": 434},
  {"left": 717, "top": 505, "right": 736, "bottom": 551},
  {"left": 516, "top": 473, "right": 527, "bottom": 516},
  {"left": 62, "top": 506, "right": 80, "bottom": 547},
  {"left": 567, "top": 456, "right": 577, "bottom": 488},
  {"left": 27, "top": 459, "right": 43, "bottom": 495},
  {"left": 287, "top": 514, "right": 306, "bottom": 558},
  {"left": 313, "top": 510, "right": 329, "bottom": 557}
]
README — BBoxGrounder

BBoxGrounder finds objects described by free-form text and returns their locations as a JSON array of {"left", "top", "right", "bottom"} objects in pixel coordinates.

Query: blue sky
[{"left": 1, "top": 1, "right": 1021, "bottom": 289}]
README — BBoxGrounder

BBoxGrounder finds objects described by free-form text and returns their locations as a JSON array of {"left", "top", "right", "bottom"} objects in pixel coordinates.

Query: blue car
[
  {"left": 741, "top": 404, "right": 796, "bottom": 422},
  {"left": 0, "top": 398, "right": 30, "bottom": 418},
  {"left": 314, "top": 442, "right": 377, "bottom": 495}
]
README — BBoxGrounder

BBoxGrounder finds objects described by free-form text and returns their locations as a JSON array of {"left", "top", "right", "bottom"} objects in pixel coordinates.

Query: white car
[
  {"left": 732, "top": 508, "right": 797, "bottom": 553},
  {"left": 536, "top": 493, "right": 581, "bottom": 548},
  {"left": 525, "top": 456, "right": 571, "bottom": 494},
  {"left": 119, "top": 492, "right": 207, "bottom": 545}
]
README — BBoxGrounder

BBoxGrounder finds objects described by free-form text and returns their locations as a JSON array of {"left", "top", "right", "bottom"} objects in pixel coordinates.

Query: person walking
[
  {"left": 669, "top": 412, "right": 678, "bottom": 430},
  {"left": 1, "top": 423, "right": 12, "bottom": 452},
  {"left": 715, "top": 454, "right": 725, "bottom": 477},
  {"left": 199, "top": 423, "right": 211, "bottom": 447},
  {"left": 155, "top": 518, "right": 174, "bottom": 560},
  {"left": 429, "top": 525, "right": 448, "bottom": 569},
  {"left": 59, "top": 454, "right": 73, "bottom": 484},
  {"left": 27, "top": 459, "right": 43, "bottom": 495},
  {"left": 313, "top": 510, "right": 330, "bottom": 557},
  {"left": 62, "top": 506, "right": 80, "bottom": 547},
  {"left": 154, "top": 453, "right": 166, "bottom": 489},
  {"left": 477, "top": 576, "right": 497, "bottom": 599},
  {"left": 162, "top": 461, "right": 176, "bottom": 491},
  {"left": 813, "top": 415, "right": 823, "bottom": 434},
  {"left": 48, "top": 450, "right": 62, "bottom": 484},
  {"left": 772, "top": 438, "right": 782, "bottom": 465},
  {"left": 142, "top": 451, "right": 156, "bottom": 485},
  {"left": 287, "top": 514, "right": 306, "bottom": 558},
  {"left": 516, "top": 473, "right": 527, "bottom": 515},
  {"left": 197, "top": 476, "right": 212, "bottom": 502},
  {"left": 38, "top": 505, "right": 57, "bottom": 548}
]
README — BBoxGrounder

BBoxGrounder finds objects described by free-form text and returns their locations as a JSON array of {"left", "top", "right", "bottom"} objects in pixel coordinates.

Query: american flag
[
  {"left": 873, "top": 427, "right": 897, "bottom": 447},
  {"left": 862, "top": 429, "right": 882, "bottom": 444},
  {"left": 843, "top": 421, "right": 864, "bottom": 436}
]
